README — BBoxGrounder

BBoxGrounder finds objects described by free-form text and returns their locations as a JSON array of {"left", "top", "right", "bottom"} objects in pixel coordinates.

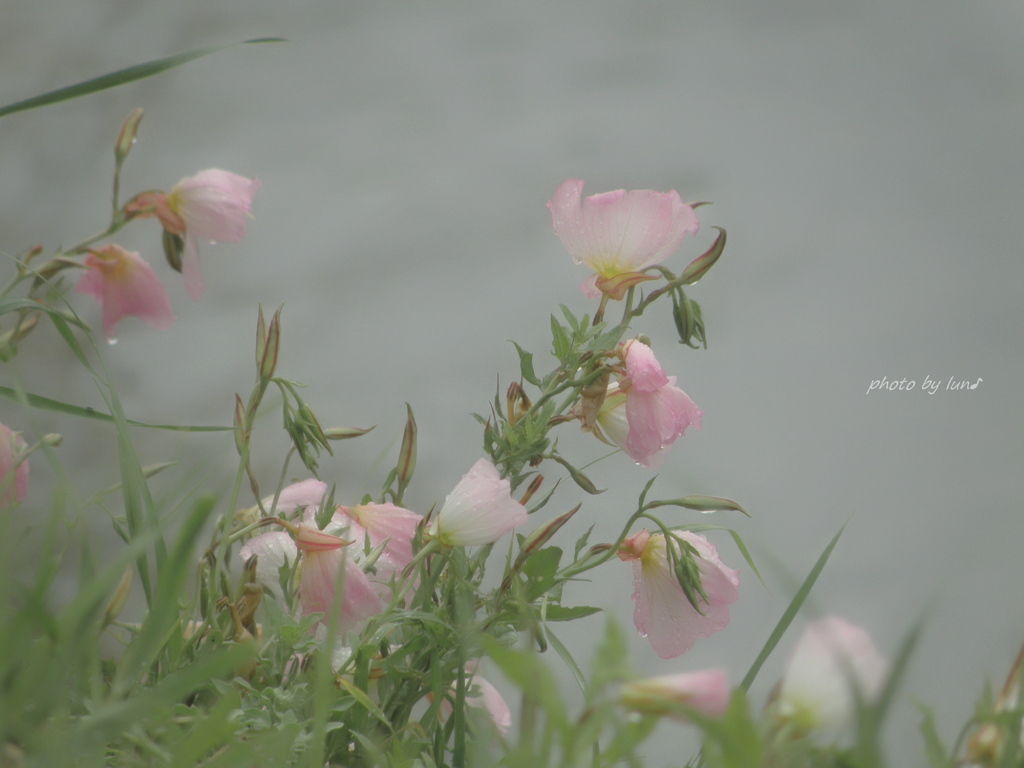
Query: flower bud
[
  {"left": 620, "top": 668, "right": 730, "bottom": 721},
  {"left": 102, "top": 566, "right": 133, "bottom": 627},
  {"left": 162, "top": 229, "right": 184, "bottom": 273},
  {"left": 255, "top": 305, "right": 281, "bottom": 383},
  {"left": 233, "top": 394, "right": 247, "bottom": 454},
  {"left": 323, "top": 425, "right": 375, "bottom": 440},
  {"left": 397, "top": 403, "right": 417, "bottom": 490},
  {"left": 680, "top": 226, "right": 726, "bottom": 285},
  {"left": 506, "top": 381, "right": 532, "bottom": 426},
  {"left": 114, "top": 108, "right": 145, "bottom": 165}
]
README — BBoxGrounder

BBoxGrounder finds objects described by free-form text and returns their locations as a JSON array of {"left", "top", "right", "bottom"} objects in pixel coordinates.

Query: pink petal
[
  {"left": 240, "top": 531, "right": 298, "bottom": 590},
  {"left": 620, "top": 668, "right": 731, "bottom": 720},
  {"left": 341, "top": 503, "right": 422, "bottom": 569},
  {"left": 274, "top": 479, "right": 329, "bottom": 517},
  {"left": 429, "top": 458, "right": 526, "bottom": 546},
  {"left": 172, "top": 169, "right": 260, "bottom": 243},
  {"left": 627, "top": 531, "right": 739, "bottom": 659},
  {"left": 548, "top": 179, "right": 699, "bottom": 292},
  {"left": 0, "top": 424, "right": 28, "bottom": 507},
  {"left": 300, "top": 548, "right": 382, "bottom": 631},
  {"left": 777, "top": 616, "right": 887, "bottom": 732},
  {"left": 75, "top": 245, "right": 175, "bottom": 338},
  {"left": 622, "top": 340, "right": 669, "bottom": 393}
]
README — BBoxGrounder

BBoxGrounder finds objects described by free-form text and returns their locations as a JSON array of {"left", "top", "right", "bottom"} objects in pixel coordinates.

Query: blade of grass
[
  {"left": 0, "top": 38, "right": 284, "bottom": 119},
  {"left": 739, "top": 524, "right": 845, "bottom": 692}
]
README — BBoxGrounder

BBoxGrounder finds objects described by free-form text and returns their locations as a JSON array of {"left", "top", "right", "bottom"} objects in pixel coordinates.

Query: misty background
[{"left": 2, "top": 0, "right": 1023, "bottom": 763}]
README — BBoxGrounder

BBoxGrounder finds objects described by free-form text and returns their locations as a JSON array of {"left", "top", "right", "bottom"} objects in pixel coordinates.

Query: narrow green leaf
[
  {"left": 543, "top": 624, "right": 588, "bottom": 694},
  {"left": 542, "top": 605, "right": 602, "bottom": 622},
  {"left": 0, "top": 38, "right": 285, "bottom": 119},
  {"left": 739, "top": 524, "right": 845, "bottom": 692},
  {"left": 0, "top": 385, "right": 231, "bottom": 431}
]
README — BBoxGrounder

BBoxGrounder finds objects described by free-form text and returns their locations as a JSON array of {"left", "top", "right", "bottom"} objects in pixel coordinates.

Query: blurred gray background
[{"left": 2, "top": 0, "right": 1022, "bottom": 763}]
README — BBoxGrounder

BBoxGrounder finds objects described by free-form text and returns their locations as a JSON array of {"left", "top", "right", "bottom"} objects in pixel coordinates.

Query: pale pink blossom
[
  {"left": 294, "top": 524, "right": 382, "bottom": 632},
  {"left": 775, "top": 616, "right": 887, "bottom": 734},
  {"left": 240, "top": 530, "right": 298, "bottom": 592},
  {"left": 587, "top": 339, "right": 702, "bottom": 468},
  {"left": 426, "top": 458, "right": 527, "bottom": 547},
  {"left": 337, "top": 503, "right": 422, "bottom": 571},
  {"left": 619, "top": 668, "right": 730, "bottom": 721},
  {"left": 74, "top": 244, "right": 175, "bottom": 339},
  {"left": 274, "top": 479, "right": 328, "bottom": 516},
  {"left": 129, "top": 169, "right": 260, "bottom": 299},
  {"left": 618, "top": 529, "right": 739, "bottom": 659},
  {"left": 0, "top": 423, "right": 28, "bottom": 507},
  {"left": 439, "top": 662, "right": 512, "bottom": 736},
  {"left": 547, "top": 179, "right": 699, "bottom": 299}
]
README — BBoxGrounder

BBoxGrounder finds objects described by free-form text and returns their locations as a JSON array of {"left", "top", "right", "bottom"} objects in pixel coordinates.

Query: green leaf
[
  {"left": 550, "top": 314, "right": 571, "bottom": 362},
  {"left": 739, "top": 524, "right": 845, "bottom": 693},
  {"left": 522, "top": 546, "right": 562, "bottom": 601},
  {"left": 511, "top": 341, "right": 541, "bottom": 386},
  {"left": 542, "top": 605, "right": 601, "bottom": 622},
  {"left": 0, "top": 385, "right": 231, "bottom": 431},
  {"left": 0, "top": 38, "right": 285, "bottom": 119}
]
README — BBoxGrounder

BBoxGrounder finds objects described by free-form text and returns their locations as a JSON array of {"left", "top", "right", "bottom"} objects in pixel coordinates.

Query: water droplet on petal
[
  {"left": 208, "top": 240, "right": 217, "bottom": 245},
  {"left": 107, "top": 337, "right": 119, "bottom": 346}
]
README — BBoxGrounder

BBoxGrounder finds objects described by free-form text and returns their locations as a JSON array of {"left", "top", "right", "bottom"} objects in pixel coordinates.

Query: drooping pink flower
[
  {"left": 619, "top": 668, "right": 730, "bottom": 721},
  {"left": 426, "top": 458, "right": 527, "bottom": 547},
  {"left": 618, "top": 529, "right": 739, "bottom": 659},
  {"left": 775, "top": 616, "right": 887, "bottom": 734},
  {"left": 74, "top": 244, "right": 175, "bottom": 339},
  {"left": 547, "top": 179, "right": 699, "bottom": 300},
  {"left": 0, "top": 423, "right": 28, "bottom": 507},
  {"left": 584, "top": 339, "right": 702, "bottom": 468},
  {"left": 294, "top": 524, "right": 382, "bottom": 632},
  {"left": 128, "top": 169, "right": 260, "bottom": 300}
]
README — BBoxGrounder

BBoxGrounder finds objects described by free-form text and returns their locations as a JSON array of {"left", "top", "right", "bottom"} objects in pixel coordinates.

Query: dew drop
[
  {"left": 107, "top": 337, "right": 119, "bottom": 346},
  {"left": 207, "top": 240, "right": 217, "bottom": 245}
]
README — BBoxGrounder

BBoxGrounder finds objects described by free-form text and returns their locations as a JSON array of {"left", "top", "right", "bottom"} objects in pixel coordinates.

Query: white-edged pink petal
[
  {"left": 547, "top": 179, "right": 698, "bottom": 296},
  {"left": 777, "top": 616, "right": 888, "bottom": 733},
  {"left": 427, "top": 458, "right": 526, "bottom": 547},
  {"left": 240, "top": 531, "right": 298, "bottom": 592}
]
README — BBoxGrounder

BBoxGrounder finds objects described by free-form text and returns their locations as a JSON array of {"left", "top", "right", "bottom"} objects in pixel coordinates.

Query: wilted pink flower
[
  {"left": 583, "top": 339, "right": 702, "bottom": 468},
  {"left": 129, "top": 169, "right": 259, "bottom": 299},
  {"left": 775, "top": 616, "right": 887, "bottom": 734},
  {"left": 0, "top": 423, "right": 28, "bottom": 507},
  {"left": 426, "top": 458, "right": 527, "bottom": 547},
  {"left": 548, "top": 179, "right": 699, "bottom": 300},
  {"left": 618, "top": 529, "right": 739, "bottom": 659},
  {"left": 619, "top": 668, "right": 730, "bottom": 721},
  {"left": 294, "top": 524, "right": 382, "bottom": 632},
  {"left": 74, "top": 244, "right": 175, "bottom": 339}
]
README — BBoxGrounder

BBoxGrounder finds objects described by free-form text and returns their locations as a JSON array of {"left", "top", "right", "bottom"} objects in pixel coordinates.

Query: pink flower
[
  {"left": 129, "top": 169, "right": 260, "bottom": 299},
  {"left": 547, "top": 179, "right": 699, "bottom": 300},
  {"left": 294, "top": 524, "right": 382, "bottom": 632},
  {"left": 0, "top": 423, "right": 28, "bottom": 507},
  {"left": 240, "top": 530, "right": 298, "bottom": 592},
  {"left": 618, "top": 529, "right": 739, "bottom": 659},
  {"left": 74, "top": 244, "right": 175, "bottom": 339},
  {"left": 426, "top": 458, "right": 527, "bottom": 547},
  {"left": 439, "top": 662, "right": 512, "bottom": 736},
  {"left": 336, "top": 503, "right": 422, "bottom": 572},
  {"left": 775, "top": 616, "right": 887, "bottom": 734},
  {"left": 584, "top": 339, "right": 702, "bottom": 468},
  {"left": 619, "top": 668, "right": 730, "bottom": 721}
]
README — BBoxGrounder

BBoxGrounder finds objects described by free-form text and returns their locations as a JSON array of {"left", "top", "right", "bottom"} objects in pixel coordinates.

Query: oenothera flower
[
  {"left": 294, "top": 524, "right": 382, "bottom": 632},
  {"left": 775, "top": 616, "right": 887, "bottom": 735},
  {"left": 620, "top": 668, "right": 730, "bottom": 721},
  {"left": 129, "top": 169, "right": 260, "bottom": 299},
  {"left": 581, "top": 339, "right": 702, "bottom": 469},
  {"left": 548, "top": 179, "right": 699, "bottom": 300},
  {"left": 426, "top": 458, "right": 527, "bottom": 546},
  {"left": 0, "top": 423, "right": 28, "bottom": 507},
  {"left": 618, "top": 529, "right": 739, "bottom": 659},
  {"left": 236, "top": 478, "right": 328, "bottom": 526},
  {"left": 74, "top": 244, "right": 175, "bottom": 339}
]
